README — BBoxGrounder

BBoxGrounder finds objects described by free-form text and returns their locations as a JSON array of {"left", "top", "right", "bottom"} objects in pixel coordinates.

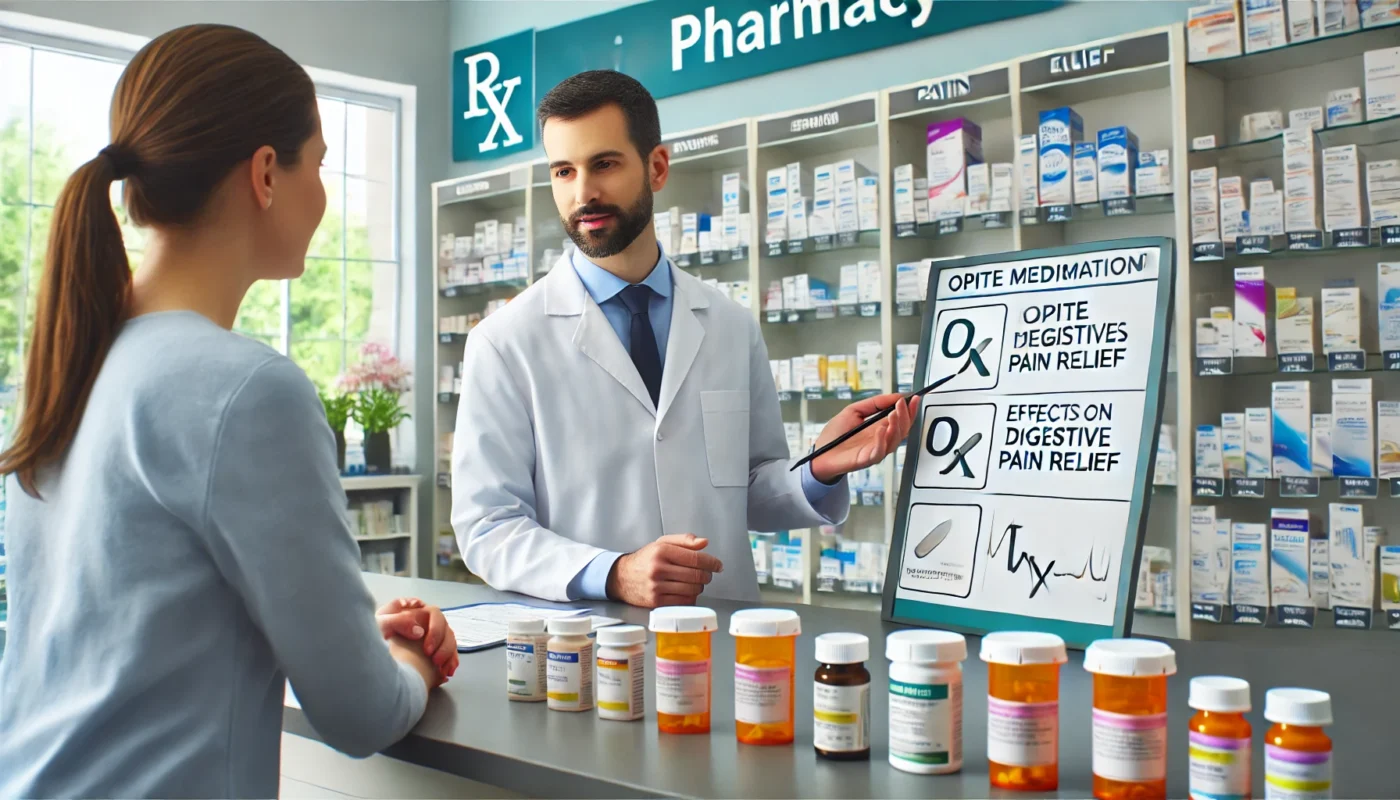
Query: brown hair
[{"left": 0, "top": 24, "right": 318, "bottom": 497}]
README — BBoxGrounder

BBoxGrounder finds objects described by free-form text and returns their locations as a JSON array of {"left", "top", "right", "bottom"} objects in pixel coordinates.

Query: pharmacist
[{"left": 452, "top": 70, "right": 916, "bottom": 607}]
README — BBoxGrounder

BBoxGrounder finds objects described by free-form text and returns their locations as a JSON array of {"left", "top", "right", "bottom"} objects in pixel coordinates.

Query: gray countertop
[{"left": 282, "top": 574, "right": 1396, "bottom": 799}]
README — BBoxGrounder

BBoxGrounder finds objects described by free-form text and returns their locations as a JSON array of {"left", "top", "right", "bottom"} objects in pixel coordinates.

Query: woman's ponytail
[{"left": 0, "top": 149, "right": 132, "bottom": 496}]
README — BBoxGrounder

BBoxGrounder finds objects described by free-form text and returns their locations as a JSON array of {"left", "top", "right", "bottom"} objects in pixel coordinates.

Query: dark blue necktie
[{"left": 619, "top": 284, "right": 663, "bottom": 406}]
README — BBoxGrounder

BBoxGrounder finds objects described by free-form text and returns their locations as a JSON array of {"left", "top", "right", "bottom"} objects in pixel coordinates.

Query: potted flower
[
  {"left": 338, "top": 343, "right": 412, "bottom": 475},
  {"left": 319, "top": 391, "right": 356, "bottom": 472}
]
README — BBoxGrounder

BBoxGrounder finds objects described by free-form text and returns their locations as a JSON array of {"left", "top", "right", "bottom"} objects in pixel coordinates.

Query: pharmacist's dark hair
[
  {"left": 0, "top": 24, "right": 317, "bottom": 498},
  {"left": 537, "top": 70, "right": 662, "bottom": 159}
]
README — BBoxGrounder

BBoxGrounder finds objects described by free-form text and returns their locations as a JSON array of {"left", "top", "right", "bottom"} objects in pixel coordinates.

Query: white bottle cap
[
  {"left": 1083, "top": 639, "right": 1177, "bottom": 677},
  {"left": 886, "top": 629, "right": 967, "bottom": 664},
  {"left": 1189, "top": 676, "right": 1252, "bottom": 713},
  {"left": 596, "top": 624, "right": 646, "bottom": 647},
  {"left": 648, "top": 607, "right": 718, "bottom": 633},
  {"left": 729, "top": 608, "right": 801, "bottom": 637},
  {"left": 1265, "top": 688, "right": 1333, "bottom": 726},
  {"left": 548, "top": 617, "right": 593, "bottom": 636},
  {"left": 815, "top": 632, "right": 869, "bottom": 664},
  {"left": 979, "top": 631, "right": 1068, "bottom": 665},
  {"left": 508, "top": 617, "right": 546, "bottom": 635}
]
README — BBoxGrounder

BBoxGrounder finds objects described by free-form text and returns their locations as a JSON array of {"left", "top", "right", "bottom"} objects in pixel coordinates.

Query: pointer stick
[{"left": 790, "top": 337, "right": 992, "bottom": 473}]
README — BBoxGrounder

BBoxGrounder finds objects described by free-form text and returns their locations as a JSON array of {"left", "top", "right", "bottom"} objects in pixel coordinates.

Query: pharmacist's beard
[{"left": 563, "top": 184, "right": 654, "bottom": 260}]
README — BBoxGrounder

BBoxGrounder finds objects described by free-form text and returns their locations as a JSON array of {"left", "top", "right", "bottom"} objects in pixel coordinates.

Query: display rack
[
  {"left": 340, "top": 475, "right": 421, "bottom": 578},
  {"left": 1182, "top": 18, "right": 1400, "bottom": 641}
]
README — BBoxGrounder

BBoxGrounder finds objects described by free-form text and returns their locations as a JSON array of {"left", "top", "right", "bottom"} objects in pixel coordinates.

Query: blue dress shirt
[{"left": 565, "top": 246, "right": 844, "bottom": 600}]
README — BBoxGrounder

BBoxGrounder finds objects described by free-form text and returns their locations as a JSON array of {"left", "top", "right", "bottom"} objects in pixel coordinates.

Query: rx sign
[{"left": 453, "top": 30, "right": 535, "bottom": 161}]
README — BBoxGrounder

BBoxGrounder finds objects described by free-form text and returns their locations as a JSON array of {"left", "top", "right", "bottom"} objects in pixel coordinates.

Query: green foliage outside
[{"left": 0, "top": 117, "right": 376, "bottom": 395}]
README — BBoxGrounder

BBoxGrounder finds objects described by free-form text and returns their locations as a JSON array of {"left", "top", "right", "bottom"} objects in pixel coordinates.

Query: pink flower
[{"left": 335, "top": 342, "right": 413, "bottom": 394}]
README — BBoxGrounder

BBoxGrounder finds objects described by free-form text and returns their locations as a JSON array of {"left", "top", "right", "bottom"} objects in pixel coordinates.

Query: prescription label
[
  {"left": 734, "top": 664, "right": 791, "bottom": 724},
  {"left": 814, "top": 683, "right": 870, "bottom": 752},
  {"left": 506, "top": 640, "right": 546, "bottom": 698},
  {"left": 1092, "top": 709, "right": 1167, "bottom": 782},
  {"left": 656, "top": 658, "right": 709, "bottom": 715},
  {"left": 597, "top": 655, "right": 644, "bottom": 717},
  {"left": 1264, "top": 745, "right": 1331, "bottom": 800},
  {"left": 546, "top": 648, "right": 593, "bottom": 710},
  {"left": 987, "top": 697, "right": 1058, "bottom": 767},
  {"left": 889, "top": 679, "right": 961, "bottom": 766},
  {"left": 1189, "top": 732, "right": 1250, "bottom": 800}
]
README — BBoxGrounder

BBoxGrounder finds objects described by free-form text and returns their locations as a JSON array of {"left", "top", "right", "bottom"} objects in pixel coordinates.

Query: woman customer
[{"left": 0, "top": 24, "right": 456, "bottom": 798}]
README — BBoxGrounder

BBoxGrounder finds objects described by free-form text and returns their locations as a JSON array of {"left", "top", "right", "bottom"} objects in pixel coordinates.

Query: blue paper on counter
[{"left": 441, "top": 602, "right": 622, "bottom": 652}]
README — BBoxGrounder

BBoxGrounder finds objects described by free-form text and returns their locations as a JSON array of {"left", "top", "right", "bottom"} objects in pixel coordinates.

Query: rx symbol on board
[
  {"left": 462, "top": 51, "right": 524, "bottom": 153},
  {"left": 942, "top": 318, "right": 990, "bottom": 378},
  {"left": 925, "top": 418, "right": 983, "bottom": 479}
]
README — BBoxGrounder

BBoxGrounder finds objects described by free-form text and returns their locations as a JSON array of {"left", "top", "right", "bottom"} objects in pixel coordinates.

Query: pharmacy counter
[{"left": 282, "top": 574, "right": 1397, "bottom": 798}]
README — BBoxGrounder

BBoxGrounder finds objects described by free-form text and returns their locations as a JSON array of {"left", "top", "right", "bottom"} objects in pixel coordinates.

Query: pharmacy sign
[{"left": 452, "top": 29, "right": 535, "bottom": 161}]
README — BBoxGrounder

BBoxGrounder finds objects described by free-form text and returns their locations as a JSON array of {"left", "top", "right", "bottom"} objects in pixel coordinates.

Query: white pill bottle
[{"left": 885, "top": 629, "right": 967, "bottom": 775}]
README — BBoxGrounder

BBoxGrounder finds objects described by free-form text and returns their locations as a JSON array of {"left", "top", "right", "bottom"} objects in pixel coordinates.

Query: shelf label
[
  {"left": 1278, "top": 353, "right": 1314, "bottom": 372},
  {"left": 1384, "top": 351, "right": 1400, "bottom": 371},
  {"left": 699, "top": 250, "right": 716, "bottom": 265},
  {"left": 730, "top": 246, "right": 747, "bottom": 261},
  {"left": 1020, "top": 209, "right": 1040, "bottom": 226},
  {"left": 757, "top": 97, "right": 878, "bottom": 145},
  {"left": 1043, "top": 204, "right": 1072, "bottom": 223},
  {"left": 1196, "top": 357, "right": 1233, "bottom": 376},
  {"left": 860, "top": 490, "right": 884, "bottom": 506},
  {"left": 674, "top": 253, "right": 693, "bottom": 267},
  {"left": 813, "top": 234, "right": 835, "bottom": 251},
  {"left": 1332, "top": 606, "right": 1373, "bottom": 629},
  {"left": 835, "top": 387, "right": 853, "bottom": 400},
  {"left": 889, "top": 67, "right": 1009, "bottom": 116},
  {"left": 804, "top": 388, "right": 824, "bottom": 400},
  {"left": 776, "top": 390, "right": 797, "bottom": 403},
  {"left": 438, "top": 333, "right": 455, "bottom": 344},
  {"left": 1388, "top": 610, "right": 1400, "bottom": 630},
  {"left": 766, "top": 241, "right": 784, "bottom": 257},
  {"left": 897, "top": 383, "right": 914, "bottom": 394},
  {"left": 936, "top": 218, "right": 963, "bottom": 236},
  {"left": 814, "top": 305, "right": 836, "bottom": 321},
  {"left": 436, "top": 472, "right": 451, "bottom": 488},
  {"left": 843, "top": 579, "right": 872, "bottom": 593},
  {"left": 1279, "top": 476, "right": 1320, "bottom": 497},
  {"left": 1327, "top": 351, "right": 1365, "bottom": 371},
  {"left": 1392, "top": 478, "right": 1400, "bottom": 498},
  {"left": 765, "top": 310, "right": 782, "bottom": 323},
  {"left": 1339, "top": 477, "right": 1379, "bottom": 499},
  {"left": 895, "top": 222, "right": 918, "bottom": 238},
  {"left": 437, "top": 392, "right": 455, "bottom": 404},
  {"left": 662, "top": 122, "right": 747, "bottom": 159},
  {"left": 1232, "top": 604, "right": 1266, "bottom": 625},
  {"left": 437, "top": 170, "right": 518, "bottom": 206},
  {"left": 859, "top": 302, "right": 879, "bottom": 317},
  {"left": 836, "top": 304, "right": 859, "bottom": 318},
  {"left": 442, "top": 286, "right": 460, "bottom": 298},
  {"left": 1103, "top": 197, "right": 1135, "bottom": 216},
  {"left": 1019, "top": 31, "right": 1170, "bottom": 89},
  {"left": 1192, "top": 241, "right": 1224, "bottom": 261},
  {"left": 786, "top": 238, "right": 806, "bottom": 255},
  {"left": 1235, "top": 235, "right": 1273, "bottom": 255},
  {"left": 1331, "top": 227, "right": 1371, "bottom": 249},
  {"left": 1191, "top": 602, "right": 1225, "bottom": 623},
  {"left": 896, "top": 301, "right": 919, "bottom": 317},
  {"left": 1287, "top": 231, "right": 1323, "bottom": 251},
  {"left": 982, "top": 212, "right": 1011, "bottom": 228},
  {"left": 1382, "top": 225, "right": 1400, "bottom": 246},
  {"left": 785, "top": 310, "right": 802, "bottom": 323},
  {"left": 1228, "top": 478, "right": 1265, "bottom": 498},
  {"left": 1275, "top": 604, "right": 1315, "bottom": 628},
  {"left": 1193, "top": 476, "right": 1225, "bottom": 497}
]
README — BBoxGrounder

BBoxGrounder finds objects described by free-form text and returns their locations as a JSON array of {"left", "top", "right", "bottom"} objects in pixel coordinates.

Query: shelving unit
[{"left": 340, "top": 475, "right": 420, "bottom": 577}]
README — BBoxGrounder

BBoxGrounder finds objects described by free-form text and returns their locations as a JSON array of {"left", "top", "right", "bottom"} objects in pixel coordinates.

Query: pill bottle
[
  {"left": 813, "top": 632, "right": 871, "bottom": 761},
  {"left": 1264, "top": 688, "right": 1332, "bottom": 800},
  {"left": 730, "top": 608, "right": 801, "bottom": 745},
  {"left": 649, "top": 607, "right": 718, "bottom": 734},
  {"left": 596, "top": 624, "right": 646, "bottom": 721},
  {"left": 886, "top": 629, "right": 966, "bottom": 775},
  {"left": 546, "top": 617, "right": 594, "bottom": 712},
  {"left": 1083, "top": 638, "right": 1177, "bottom": 800},
  {"left": 506, "top": 617, "right": 549, "bottom": 702},
  {"left": 1188, "top": 676, "right": 1252, "bottom": 800},
  {"left": 980, "top": 631, "right": 1068, "bottom": 792}
]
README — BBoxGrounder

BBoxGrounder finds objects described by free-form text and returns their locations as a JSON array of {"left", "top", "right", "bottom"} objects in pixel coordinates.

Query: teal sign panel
[
  {"left": 532, "top": 0, "right": 1062, "bottom": 99},
  {"left": 452, "top": 29, "right": 535, "bottom": 162}
]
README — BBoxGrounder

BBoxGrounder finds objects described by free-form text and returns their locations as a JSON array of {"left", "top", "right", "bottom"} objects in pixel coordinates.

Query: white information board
[{"left": 883, "top": 238, "right": 1174, "bottom": 646}]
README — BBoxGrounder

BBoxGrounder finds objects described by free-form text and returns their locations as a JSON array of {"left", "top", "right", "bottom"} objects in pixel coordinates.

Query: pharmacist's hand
[
  {"left": 377, "top": 598, "right": 459, "bottom": 678},
  {"left": 810, "top": 393, "right": 920, "bottom": 484},
  {"left": 606, "top": 534, "right": 723, "bottom": 608}
]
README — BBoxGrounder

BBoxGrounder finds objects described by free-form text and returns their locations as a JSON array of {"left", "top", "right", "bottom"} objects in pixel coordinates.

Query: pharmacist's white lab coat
[{"left": 450, "top": 254, "right": 848, "bottom": 602}]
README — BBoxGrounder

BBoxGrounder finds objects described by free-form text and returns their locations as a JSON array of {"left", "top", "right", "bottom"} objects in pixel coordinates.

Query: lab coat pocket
[{"left": 700, "top": 390, "right": 750, "bottom": 487}]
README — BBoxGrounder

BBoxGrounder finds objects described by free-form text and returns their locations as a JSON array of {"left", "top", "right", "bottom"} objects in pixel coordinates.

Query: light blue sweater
[{"left": 0, "top": 311, "right": 427, "bottom": 798}]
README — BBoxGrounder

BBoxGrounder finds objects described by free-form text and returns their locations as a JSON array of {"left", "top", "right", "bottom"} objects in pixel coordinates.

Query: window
[{"left": 0, "top": 34, "right": 403, "bottom": 402}]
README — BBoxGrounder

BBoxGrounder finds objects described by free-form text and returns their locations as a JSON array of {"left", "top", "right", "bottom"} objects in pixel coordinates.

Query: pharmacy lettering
[
  {"left": 452, "top": 30, "right": 535, "bottom": 161},
  {"left": 886, "top": 239, "right": 1174, "bottom": 646}
]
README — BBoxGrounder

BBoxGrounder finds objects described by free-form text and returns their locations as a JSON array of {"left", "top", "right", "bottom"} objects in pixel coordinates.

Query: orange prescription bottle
[
  {"left": 1188, "top": 676, "right": 1253, "bottom": 800},
  {"left": 1083, "top": 639, "right": 1177, "bottom": 800},
  {"left": 729, "top": 608, "right": 801, "bottom": 745},
  {"left": 979, "top": 631, "right": 1068, "bottom": 792},
  {"left": 648, "top": 607, "right": 718, "bottom": 734},
  {"left": 1264, "top": 688, "right": 1332, "bottom": 800}
]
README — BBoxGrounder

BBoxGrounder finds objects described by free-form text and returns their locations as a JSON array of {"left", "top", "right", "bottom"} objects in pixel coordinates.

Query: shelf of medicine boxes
[
  {"left": 340, "top": 475, "right": 420, "bottom": 577},
  {"left": 753, "top": 93, "right": 892, "bottom": 612},
  {"left": 1181, "top": 14, "right": 1400, "bottom": 639},
  {"left": 430, "top": 164, "right": 537, "bottom": 581},
  {"left": 654, "top": 120, "right": 755, "bottom": 283},
  {"left": 1013, "top": 26, "right": 1193, "bottom": 635}
]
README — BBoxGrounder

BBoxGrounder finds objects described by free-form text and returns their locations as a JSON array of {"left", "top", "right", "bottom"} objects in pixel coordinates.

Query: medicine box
[
  {"left": 1325, "top": 87, "right": 1363, "bottom": 126},
  {"left": 1289, "top": 107, "right": 1325, "bottom": 131},
  {"left": 1188, "top": 2, "right": 1244, "bottom": 60},
  {"left": 1368, "top": 159, "right": 1400, "bottom": 226},
  {"left": 966, "top": 164, "right": 992, "bottom": 214},
  {"left": 787, "top": 196, "right": 809, "bottom": 241},
  {"left": 857, "top": 176, "right": 880, "bottom": 230},
  {"left": 896, "top": 262, "right": 921, "bottom": 303},
  {"left": 1231, "top": 522, "right": 1269, "bottom": 607},
  {"left": 1222, "top": 412, "right": 1247, "bottom": 478},
  {"left": 858, "top": 261, "right": 881, "bottom": 304},
  {"left": 1234, "top": 266, "right": 1267, "bottom": 357},
  {"left": 893, "top": 164, "right": 920, "bottom": 225},
  {"left": 1038, "top": 107, "right": 1082, "bottom": 206},
  {"left": 1137, "top": 150, "right": 1171, "bottom": 196},
  {"left": 927, "top": 118, "right": 984, "bottom": 220},
  {"left": 1220, "top": 176, "right": 1248, "bottom": 240},
  {"left": 1365, "top": 47, "right": 1400, "bottom": 120},
  {"left": 1270, "top": 508, "right": 1312, "bottom": 606},
  {"left": 1313, "top": 413, "right": 1334, "bottom": 476},
  {"left": 1331, "top": 378, "right": 1375, "bottom": 477},
  {"left": 1245, "top": 0, "right": 1289, "bottom": 51},
  {"left": 839, "top": 265, "right": 860, "bottom": 305},
  {"left": 1073, "top": 142, "right": 1098, "bottom": 205},
  {"left": 765, "top": 167, "right": 788, "bottom": 243},
  {"left": 1272, "top": 381, "right": 1313, "bottom": 477},
  {"left": 1017, "top": 134, "right": 1038, "bottom": 210},
  {"left": 787, "top": 162, "right": 812, "bottom": 200},
  {"left": 1253, "top": 191, "right": 1284, "bottom": 235},
  {"left": 1288, "top": 0, "right": 1317, "bottom": 39},
  {"left": 1322, "top": 144, "right": 1363, "bottom": 231},
  {"left": 1197, "top": 425, "right": 1225, "bottom": 478},
  {"left": 1380, "top": 400, "right": 1400, "bottom": 478},
  {"left": 1191, "top": 166, "right": 1221, "bottom": 243},
  {"left": 1283, "top": 129, "right": 1320, "bottom": 232},
  {"left": 990, "top": 163, "right": 1013, "bottom": 212},
  {"left": 1317, "top": 0, "right": 1361, "bottom": 35},
  {"left": 1246, "top": 406, "right": 1273, "bottom": 477},
  {"left": 1362, "top": 0, "right": 1400, "bottom": 27},
  {"left": 1321, "top": 286, "right": 1361, "bottom": 353},
  {"left": 1240, "top": 110, "right": 1284, "bottom": 141},
  {"left": 1380, "top": 263, "right": 1400, "bottom": 352},
  {"left": 1276, "top": 287, "right": 1315, "bottom": 354}
]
